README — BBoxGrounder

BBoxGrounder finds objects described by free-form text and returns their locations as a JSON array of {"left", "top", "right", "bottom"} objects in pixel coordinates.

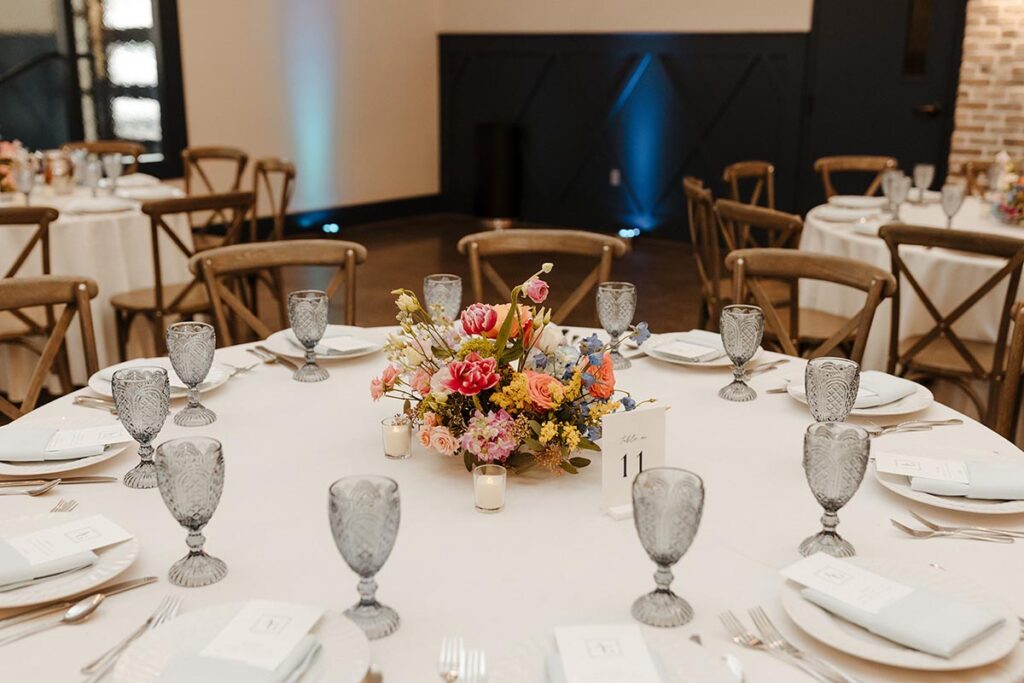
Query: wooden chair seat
[
  {"left": 193, "top": 233, "right": 227, "bottom": 252},
  {"left": 715, "top": 277, "right": 791, "bottom": 307},
  {"left": 110, "top": 283, "right": 209, "bottom": 313},
  {"left": 773, "top": 307, "right": 858, "bottom": 344},
  {"left": 0, "top": 306, "right": 49, "bottom": 340},
  {"left": 898, "top": 335, "right": 997, "bottom": 376}
]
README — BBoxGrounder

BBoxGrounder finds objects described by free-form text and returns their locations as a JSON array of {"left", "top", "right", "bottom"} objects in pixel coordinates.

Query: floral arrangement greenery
[
  {"left": 370, "top": 263, "right": 651, "bottom": 474},
  {"left": 996, "top": 180, "right": 1024, "bottom": 226}
]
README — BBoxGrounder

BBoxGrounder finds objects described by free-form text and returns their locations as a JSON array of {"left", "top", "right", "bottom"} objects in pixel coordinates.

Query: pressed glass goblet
[
  {"left": 13, "top": 159, "right": 36, "bottom": 206},
  {"left": 891, "top": 174, "right": 912, "bottom": 221},
  {"left": 154, "top": 437, "right": 227, "bottom": 587},
  {"left": 423, "top": 274, "right": 462, "bottom": 322},
  {"left": 718, "top": 304, "right": 764, "bottom": 402},
  {"left": 799, "top": 423, "right": 870, "bottom": 558},
  {"left": 597, "top": 282, "right": 637, "bottom": 370},
  {"left": 912, "top": 163, "right": 935, "bottom": 203},
  {"left": 631, "top": 467, "right": 704, "bottom": 627},
  {"left": 166, "top": 321, "right": 217, "bottom": 427},
  {"left": 84, "top": 156, "right": 102, "bottom": 198},
  {"left": 111, "top": 367, "right": 170, "bottom": 489},
  {"left": 102, "top": 153, "right": 123, "bottom": 191},
  {"left": 941, "top": 183, "right": 965, "bottom": 229},
  {"left": 805, "top": 357, "right": 860, "bottom": 422},
  {"left": 881, "top": 169, "right": 901, "bottom": 215},
  {"left": 328, "top": 476, "right": 401, "bottom": 639},
  {"left": 287, "top": 289, "right": 329, "bottom": 382}
]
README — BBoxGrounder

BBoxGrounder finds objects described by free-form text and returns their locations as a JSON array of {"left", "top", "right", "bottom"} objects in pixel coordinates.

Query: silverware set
[
  {"left": 864, "top": 417, "right": 963, "bottom": 437},
  {"left": 74, "top": 395, "right": 117, "bottom": 414},
  {"left": 0, "top": 476, "right": 116, "bottom": 488},
  {"left": 437, "top": 636, "right": 486, "bottom": 682},
  {"left": 81, "top": 594, "right": 181, "bottom": 681},
  {"left": 248, "top": 345, "right": 301, "bottom": 371},
  {"left": 51, "top": 498, "right": 78, "bottom": 512},
  {"left": 891, "top": 510, "right": 1022, "bottom": 542},
  {"left": 0, "top": 479, "right": 61, "bottom": 496},
  {"left": 0, "top": 576, "right": 156, "bottom": 634},
  {"left": 747, "top": 358, "right": 790, "bottom": 378}
]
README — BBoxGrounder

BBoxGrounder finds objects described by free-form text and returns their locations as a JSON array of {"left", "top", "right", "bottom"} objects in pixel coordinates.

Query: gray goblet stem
[
  {"left": 799, "top": 422, "right": 870, "bottom": 558},
  {"left": 718, "top": 304, "right": 763, "bottom": 402},
  {"left": 288, "top": 289, "right": 329, "bottom": 382},
  {"left": 166, "top": 321, "right": 216, "bottom": 427},
  {"left": 112, "top": 367, "right": 169, "bottom": 489}
]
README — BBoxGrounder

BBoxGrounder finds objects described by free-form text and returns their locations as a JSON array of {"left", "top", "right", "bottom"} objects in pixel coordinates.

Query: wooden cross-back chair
[
  {"left": 725, "top": 248, "right": 896, "bottom": 364},
  {"left": 456, "top": 229, "right": 628, "bottom": 325},
  {"left": 250, "top": 158, "right": 296, "bottom": 242},
  {"left": 714, "top": 199, "right": 802, "bottom": 252},
  {"left": 189, "top": 239, "right": 367, "bottom": 346},
  {"left": 110, "top": 192, "right": 254, "bottom": 359},
  {"left": 63, "top": 141, "right": 144, "bottom": 174},
  {"left": 684, "top": 177, "right": 724, "bottom": 329},
  {"left": 814, "top": 155, "right": 898, "bottom": 199},
  {"left": 995, "top": 302, "right": 1024, "bottom": 441},
  {"left": 722, "top": 160, "right": 775, "bottom": 209},
  {"left": 182, "top": 146, "right": 249, "bottom": 248},
  {"left": 0, "top": 276, "right": 98, "bottom": 419},
  {"left": 962, "top": 160, "right": 992, "bottom": 197},
  {"left": 879, "top": 224, "right": 1024, "bottom": 424}
]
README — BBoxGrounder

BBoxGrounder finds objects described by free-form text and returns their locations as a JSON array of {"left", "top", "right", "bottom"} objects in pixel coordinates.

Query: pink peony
[
  {"left": 411, "top": 367, "right": 432, "bottom": 395},
  {"left": 460, "top": 410, "right": 517, "bottom": 463},
  {"left": 429, "top": 426, "right": 458, "bottom": 455},
  {"left": 524, "top": 370, "right": 561, "bottom": 410},
  {"left": 461, "top": 303, "right": 497, "bottom": 335},
  {"left": 444, "top": 352, "right": 499, "bottom": 396},
  {"left": 369, "top": 365, "right": 401, "bottom": 401},
  {"left": 524, "top": 277, "right": 549, "bottom": 304}
]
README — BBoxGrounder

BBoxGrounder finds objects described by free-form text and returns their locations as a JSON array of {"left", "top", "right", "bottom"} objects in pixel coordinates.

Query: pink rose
[
  {"left": 369, "top": 365, "right": 401, "bottom": 401},
  {"left": 524, "top": 277, "right": 549, "bottom": 304},
  {"left": 418, "top": 425, "right": 433, "bottom": 449},
  {"left": 444, "top": 352, "right": 500, "bottom": 396},
  {"left": 524, "top": 370, "right": 560, "bottom": 410},
  {"left": 461, "top": 303, "right": 497, "bottom": 335},
  {"left": 585, "top": 353, "right": 615, "bottom": 400},
  {"left": 429, "top": 426, "right": 458, "bottom": 455},
  {"left": 422, "top": 411, "right": 439, "bottom": 429},
  {"left": 370, "top": 377, "right": 385, "bottom": 401},
  {"left": 411, "top": 367, "right": 431, "bottom": 395}
]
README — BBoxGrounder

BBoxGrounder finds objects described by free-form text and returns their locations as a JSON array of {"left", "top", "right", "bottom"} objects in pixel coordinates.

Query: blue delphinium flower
[
  {"left": 632, "top": 322, "right": 651, "bottom": 345},
  {"left": 581, "top": 333, "right": 602, "bottom": 354},
  {"left": 621, "top": 396, "right": 637, "bottom": 411},
  {"left": 587, "top": 352, "right": 603, "bottom": 367},
  {"left": 581, "top": 372, "right": 596, "bottom": 388},
  {"left": 587, "top": 426, "right": 601, "bottom": 440}
]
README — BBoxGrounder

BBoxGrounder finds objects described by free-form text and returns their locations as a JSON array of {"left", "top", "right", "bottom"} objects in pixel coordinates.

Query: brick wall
[{"left": 949, "top": 0, "right": 1024, "bottom": 175}]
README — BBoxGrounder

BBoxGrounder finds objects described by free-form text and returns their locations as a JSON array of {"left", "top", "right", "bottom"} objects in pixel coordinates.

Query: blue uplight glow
[
  {"left": 322, "top": 223, "right": 340, "bottom": 234},
  {"left": 617, "top": 227, "right": 641, "bottom": 239}
]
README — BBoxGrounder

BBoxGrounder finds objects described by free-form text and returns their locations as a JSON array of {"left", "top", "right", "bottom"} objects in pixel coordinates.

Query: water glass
[
  {"left": 102, "top": 153, "right": 123, "bottom": 191},
  {"left": 381, "top": 416, "right": 411, "bottom": 459},
  {"left": 287, "top": 289, "right": 329, "bottom": 382},
  {"left": 799, "top": 423, "right": 870, "bottom": 558},
  {"left": 941, "top": 183, "right": 965, "bottom": 229},
  {"left": 890, "top": 174, "right": 912, "bottom": 221},
  {"left": 154, "top": 437, "right": 227, "bottom": 587},
  {"left": 912, "top": 163, "right": 935, "bottom": 203},
  {"left": 881, "top": 168, "right": 901, "bottom": 214},
  {"left": 597, "top": 282, "right": 637, "bottom": 370},
  {"left": 83, "top": 156, "right": 103, "bottom": 198},
  {"left": 473, "top": 464, "right": 506, "bottom": 513},
  {"left": 631, "top": 467, "right": 704, "bottom": 627},
  {"left": 166, "top": 321, "right": 217, "bottom": 427},
  {"left": 328, "top": 476, "right": 401, "bottom": 639},
  {"left": 718, "top": 304, "right": 764, "bottom": 402},
  {"left": 805, "top": 357, "right": 860, "bottom": 422},
  {"left": 111, "top": 366, "right": 170, "bottom": 489},
  {"left": 423, "top": 274, "right": 462, "bottom": 323},
  {"left": 13, "top": 158, "right": 36, "bottom": 205}
]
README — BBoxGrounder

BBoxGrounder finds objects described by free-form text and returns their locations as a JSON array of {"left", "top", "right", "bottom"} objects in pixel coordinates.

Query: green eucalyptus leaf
[
  {"left": 569, "top": 457, "right": 591, "bottom": 468},
  {"left": 559, "top": 461, "right": 579, "bottom": 474},
  {"left": 463, "top": 450, "right": 474, "bottom": 472},
  {"left": 576, "top": 438, "right": 601, "bottom": 452}
]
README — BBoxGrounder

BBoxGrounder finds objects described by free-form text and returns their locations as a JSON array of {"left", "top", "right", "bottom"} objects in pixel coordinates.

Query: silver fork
[
  {"left": 747, "top": 359, "right": 789, "bottom": 378},
  {"left": 864, "top": 418, "right": 963, "bottom": 437},
  {"left": 750, "top": 606, "right": 862, "bottom": 683},
  {"left": 462, "top": 649, "right": 486, "bottom": 683},
  {"left": 890, "top": 518, "right": 1014, "bottom": 543},
  {"left": 719, "top": 610, "right": 833, "bottom": 682},
  {"left": 50, "top": 499, "right": 78, "bottom": 512},
  {"left": 0, "top": 480, "right": 61, "bottom": 497},
  {"left": 438, "top": 636, "right": 464, "bottom": 682},
  {"left": 223, "top": 361, "right": 259, "bottom": 378},
  {"left": 909, "top": 510, "right": 1024, "bottom": 539},
  {"left": 81, "top": 595, "right": 182, "bottom": 678}
]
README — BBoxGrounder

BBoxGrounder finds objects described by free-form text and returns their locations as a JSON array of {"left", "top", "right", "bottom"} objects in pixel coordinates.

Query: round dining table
[
  {"left": 799, "top": 196, "right": 1024, "bottom": 371},
  {"left": 2, "top": 329, "right": 1023, "bottom": 682}
]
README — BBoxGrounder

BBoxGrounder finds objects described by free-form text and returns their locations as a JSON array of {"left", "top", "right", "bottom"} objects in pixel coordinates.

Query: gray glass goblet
[
  {"left": 328, "top": 476, "right": 401, "bottom": 639},
  {"left": 800, "top": 423, "right": 870, "bottom": 558},
  {"left": 718, "top": 304, "right": 764, "bottom": 402},
  {"left": 111, "top": 367, "right": 170, "bottom": 489},
  {"left": 597, "top": 282, "right": 637, "bottom": 370},
  {"left": 631, "top": 467, "right": 704, "bottom": 628},
  {"left": 805, "top": 357, "right": 860, "bottom": 422},
  {"left": 423, "top": 274, "right": 462, "bottom": 323},
  {"left": 166, "top": 321, "right": 216, "bottom": 427},
  {"left": 287, "top": 289, "right": 329, "bottom": 382},
  {"left": 154, "top": 437, "right": 227, "bottom": 587}
]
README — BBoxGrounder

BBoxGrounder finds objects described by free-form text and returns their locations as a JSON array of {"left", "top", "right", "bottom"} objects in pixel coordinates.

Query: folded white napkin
[
  {"left": 63, "top": 197, "right": 136, "bottom": 215},
  {"left": 814, "top": 205, "right": 880, "bottom": 223},
  {"left": 104, "top": 173, "right": 160, "bottom": 188},
  {"left": 545, "top": 652, "right": 669, "bottom": 683},
  {"left": 802, "top": 585, "right": 1004, "bottom": 659},
  {"left": 0, "top": 537, "right": 96, "bottom": 589},
  {"left": 856, "top": 371, "right": 918, "bottom": 408},
  {"left": 827, "top": 195, "right": 888, "bottom": 210},
  {"left": 911, "top": 461, "right": 1024, "bottom": 500},
  {"left": 154, "top": 635, "right": 318, "bottom": 683},
  {"left": 0, "top": 425, "right": 104, "bottom": 462},
  {"left": 653, "top": 330, "right": 725, "bottom": 361},
  {"left": 96, "top": 358, "right": 187, "bottom": 389},
  {"left": 115, "top": 184, "right": 183, "bottom": 200},
  {"left": 284, "top": 327, "right": 375, "bottom": 356}
]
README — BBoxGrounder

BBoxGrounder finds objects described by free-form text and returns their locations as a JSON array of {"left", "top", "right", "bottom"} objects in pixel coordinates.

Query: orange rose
[
  {"left": 586, "top": 353, "right": 615, "bottom": 399},
  {"left": 482, "top": 303, "right": 533, "bottom": 341},
  {"left": 525, "top": 371, "right": 561, "bottom": 410}
]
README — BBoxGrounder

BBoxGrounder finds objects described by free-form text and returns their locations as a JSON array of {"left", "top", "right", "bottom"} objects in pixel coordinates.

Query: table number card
[
  {"left": 554, "top": 624, "right": 660, "bottom": 683},
  {"left": 600, "top": 406, "right": 667, "bottom": 518},
  {"left": 201, "top": 600, "right": 324, "bottom": 670}
]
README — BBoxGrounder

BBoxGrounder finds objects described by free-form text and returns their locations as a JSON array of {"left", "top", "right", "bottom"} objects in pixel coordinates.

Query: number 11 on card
[{"left": 622, "top": 451, "right": 643, "bottom": 478}]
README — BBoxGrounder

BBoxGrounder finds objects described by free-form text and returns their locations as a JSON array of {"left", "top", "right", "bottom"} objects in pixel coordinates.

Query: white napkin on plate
[
  {"left": 802, "top": 585, "right": 1004, "bottom": 658},
  {"left": 105, "top": 172, "right": 160, "bottom": 188},
  {"left": 0, "top": 425, "right": 104, "bottom": 462},
  {"left": 63, "top": 197, "right": 136, "bottom": 214},
  {"left": 653, "top": 330, "right": 725, "bottom": 361},
  {"left": 545, "top": 652, "right": 670, "bottom": 683},
  {"left": 814, "top": 205, "right": 880, "bottom": 223},
  {"left": 115, "top": 184, "right": 183, "bottom": 200},
  {"left": 910, "top": 461, "right": 1024, "bottom": 500},
  {"left": 96, "top": 358, "right": 187, "bottom": 389},
  {"left": 855, "top": 371, "right": 918, "bottom": 408},
  {"left": 284, "top": 328, "right": 376, "bottom": 356},
  {"left": 0, "top": 537, "right": 96, "bottom": 589},
  {"left": 154, "top": 635, "right": 318, "bottom": 683}
]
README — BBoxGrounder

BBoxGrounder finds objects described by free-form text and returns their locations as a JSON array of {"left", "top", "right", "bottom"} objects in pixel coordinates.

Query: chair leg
[
  {"left": 115, "top": 310, "right": 129, "bottom": 362},
  {"left": 151, "top": 313, "right": 167, "bottom": 356},
  {"left": 54, "top": 342, "right": 73, "bottom": 394}
]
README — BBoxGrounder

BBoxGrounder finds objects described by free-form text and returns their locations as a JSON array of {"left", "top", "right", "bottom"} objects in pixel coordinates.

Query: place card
[
  {"left": 201, "top": 600, "right": 324, "bottom": 671},
  {"left": 874, "top": 452, "right": 970, "bottom": 484},
  {"left": 5, "top": 514, "right": 132, "bottom": 566},
  {"left": 46, "top": 424, "right": 132, "bottom": 452},
  {"left": 555, "top": 624, "right": 660, "bottom": 683},
  {"left": 781, "top": 553, "right": 913, "bottom": 615},
  {"left": 320, "top": 336, "right": 374, "bottom": 354},
  {"left": 601, "top": 406, "right": 667, "bottom": 517}
]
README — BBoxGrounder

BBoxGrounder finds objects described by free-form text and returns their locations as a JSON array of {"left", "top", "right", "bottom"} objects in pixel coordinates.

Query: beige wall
[{"left": 0, "top": 1, "right": 55, "bottom": 33}]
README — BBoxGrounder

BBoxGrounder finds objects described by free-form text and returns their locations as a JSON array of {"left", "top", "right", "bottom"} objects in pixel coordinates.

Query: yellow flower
[
  {"left": 539, "top": 420, "right": 559, "bottom": 444},
  {"left": 564, "top": 368, "right": 582, "bottom": 402},
  {"left": 489, "top": 373, "right": 530, "bottom": 412},
  {"left": 457, "top": 338, "right": 496, "bottom": 359},
  {"left": 586, "top": 400, "right": 622, "bottom": 425},
  {"left": 562, "top": 424, "right": 581, "bottom": 452},
  {"left": 396, "top": 293, "right": 419, "bottom": 312}
]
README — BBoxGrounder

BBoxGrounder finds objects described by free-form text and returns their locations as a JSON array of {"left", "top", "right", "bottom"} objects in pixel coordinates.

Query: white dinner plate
[
  {"left": 641, "top": 332, "right": 762, "bottom": 368},
  {"left": 115, "top": 185, "right": 184, "bottom": 201},
  {"left": 827, "top": 195, "right": 888, "bottom": 210},
  {"left": 874, "top": 447, "right": 1024, "bottom": 515},
  {"left": 0, "top": 443, "right": 127, "bottom": 477},
  {"left": 813, "top": 205, "right": 882, "bottom": 223},
  {"left": 786, "top": 380, "right": 933, "bottom": 417},
  {"left": 63, "top": 197, "right": 137, "bottom": 215},
  {"left": 88, "top": 358, "right": 232, "bottom": 399},
  {"left": 0, "top": 512, "right": 139, "bottom": 608},
  {"left": 262, "top": 324, "right": 383, "bottom": 361},
  {"left": 113, "top": 602, "right": 371, "bottom": 683},
  {"left": 781, "top": 558, "right": 1020, "bottom": 671}
]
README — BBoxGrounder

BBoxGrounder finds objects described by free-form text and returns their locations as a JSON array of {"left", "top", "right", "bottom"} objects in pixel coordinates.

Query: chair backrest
[
  {"left": 813, "top": 155, "right": 898, "bottom": 198},
  {"left": 962, "top": 160, "right": 992, "bottom": 197},
  {"left": 722, "top": 160, "right": 775, "bottom": 209},
  {"left": 0, "top": 206, "right": 59, "bottom": 278},
  {"left": 879, "top": 224, "right": 1024, "bottom": 383},
  {"left": 140, "top": 192, "right": 254, "bottom": 316},
  {"left": 0, "top": 276, "right": 98, "bottom": 419},
  {"left": 683, "top": 176, "right": 723, "bottom": 319},
  {"left": 456, "top": 228, "right": 628, "bottom": 324},
  {"left": 725, "top": 248, "right": 896, "bottom": 363},
  {"left": 63, "top": 140, "right": 144, "bottom": 173},
  {"left": 182, "top": 146, "right": 249, "bottom": 232},
  {"left": 250, "top": 157, "right": 296, "bottom": 242},
  {"left": 995, "top": 301, "right": 1024, "bottom": 441},
  {"left": 714, "top": 199, "right": 802, "bottom": 253},
  {"left": 189, "top": 239, "right": 368, "bottom": 345}
]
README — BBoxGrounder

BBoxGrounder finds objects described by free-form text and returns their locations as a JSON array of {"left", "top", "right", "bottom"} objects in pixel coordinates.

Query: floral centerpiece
[
  {"left": 0, "top": 140, "right": 23, "bottom": 193},
  {"left": 996, "top": 180, "right": 1024, "bottom": 226},
  {"left": 370, "top": 264, "right": 651, "bottom": 474}
]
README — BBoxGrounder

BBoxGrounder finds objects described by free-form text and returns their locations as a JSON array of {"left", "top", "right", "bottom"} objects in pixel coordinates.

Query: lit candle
[
  {"left": 473, "top": 464, "right": 507, "bottom": 513},
  {"left": 381, "top": 417, "right": 411, "bottom": 459}
]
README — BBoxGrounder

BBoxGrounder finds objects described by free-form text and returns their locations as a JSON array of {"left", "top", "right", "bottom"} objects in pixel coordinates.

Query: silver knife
[
  {"left": 0, "top": 576, "right": 157, "bottom": 630},
  {"left": 255, "top": 345, "right": 301, "bottom": 371},
  {"left": 0, "top": 476, "right": 117, "bottom": 487}
]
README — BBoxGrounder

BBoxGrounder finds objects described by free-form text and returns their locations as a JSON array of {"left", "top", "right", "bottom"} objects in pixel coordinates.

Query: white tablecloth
[
  {"left": 800, "top": 196, "right": 1024, "bottom": 370},
  {"left": 2, "top": 330, "right": 1023, "bottom": 682},
  {"left": 0, "top": 186, "right": 192, "bottom": 399}
]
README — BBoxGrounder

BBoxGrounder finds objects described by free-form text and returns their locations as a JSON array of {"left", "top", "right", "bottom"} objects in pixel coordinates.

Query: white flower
[
  {"left": 396, "top": 293, "right": 419, "bottom": 312},
  {"left": 541, "top": 262, "right": 553, "bottom": 273},
  {"left": 430, "top": 366, "right": 453, "bottom": 401},
  {"left": 535, "top": 324, "right": 562, "bottom": 354},
  {"left": 404, "top": 346, "right": 424, "bottom": 367}
]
